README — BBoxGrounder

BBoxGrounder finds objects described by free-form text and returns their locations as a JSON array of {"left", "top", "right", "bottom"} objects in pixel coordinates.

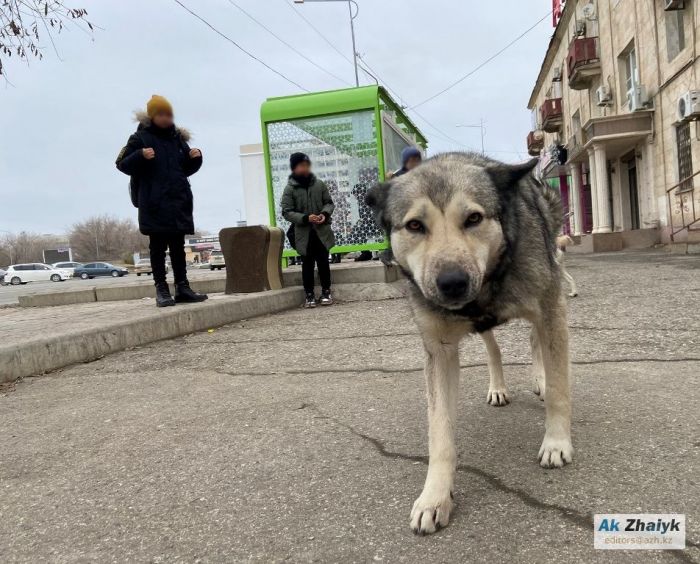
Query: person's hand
[
  {"left": 142, "top": 148, "right": 155, "bottom": 160},
  {"left": 189, "top": 148, "right": 202, "bottom": 158},
  {"left": 315, "top": 213, "right": 326, "bottom": 224}
]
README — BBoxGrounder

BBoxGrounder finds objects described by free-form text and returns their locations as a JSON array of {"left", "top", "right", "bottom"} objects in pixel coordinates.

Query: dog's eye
[
  {"left": 405, "top": 219, "right": 425, "bottom": 233},
  {"left": 465, "top": 212, "right": 483, "bottom": 227}
]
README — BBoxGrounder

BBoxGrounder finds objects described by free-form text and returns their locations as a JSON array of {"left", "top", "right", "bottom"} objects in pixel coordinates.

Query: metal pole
[
  {"left": 348, "top": 1, "right": 359, "bottom": 87},
  {"left": 480, "top": 119, "right": 485, "bottom": 155}
]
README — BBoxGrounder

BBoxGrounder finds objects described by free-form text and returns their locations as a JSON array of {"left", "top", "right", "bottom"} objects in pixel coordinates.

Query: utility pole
[{"left": 456, "top": 119, "right": 486, "bottom": 155}]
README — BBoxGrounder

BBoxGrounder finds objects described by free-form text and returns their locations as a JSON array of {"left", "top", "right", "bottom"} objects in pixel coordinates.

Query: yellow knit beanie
[{"left": 146, "top": 94, "right": 173, "bottom": 118}]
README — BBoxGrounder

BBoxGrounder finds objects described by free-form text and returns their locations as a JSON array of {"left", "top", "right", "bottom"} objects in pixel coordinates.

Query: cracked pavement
[{"left": 1, "top": 250, "right": 699, "bottom": 563}]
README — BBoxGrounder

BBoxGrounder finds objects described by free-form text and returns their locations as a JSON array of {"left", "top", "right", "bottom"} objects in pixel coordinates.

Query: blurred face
[
  {"left": 152, "top": 111, "right": 174, "bottom": 128},
  {"left": 293, "top": 161, "right": 312, "bottom": 177},
  {"left": 406, "top": 155, "right": 422, "bottom": 171}
]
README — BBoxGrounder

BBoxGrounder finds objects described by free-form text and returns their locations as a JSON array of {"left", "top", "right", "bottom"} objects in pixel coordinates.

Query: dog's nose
[{"left": 436, "top": 270, "right": 469, "bottom": 299}]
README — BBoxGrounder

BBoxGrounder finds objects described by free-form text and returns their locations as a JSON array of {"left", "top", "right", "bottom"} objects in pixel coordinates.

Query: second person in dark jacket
[
  {"left": 281, "top": 152, "right": 335, "bottom": 308},
  {"left": 116, "top": 94, "right": 207, "bottom": 307}
]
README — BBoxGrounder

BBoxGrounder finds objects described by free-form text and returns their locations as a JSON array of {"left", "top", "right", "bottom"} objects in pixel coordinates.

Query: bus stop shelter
[{"left": 260, "top": 86, "right": 427, "bottom": 257}]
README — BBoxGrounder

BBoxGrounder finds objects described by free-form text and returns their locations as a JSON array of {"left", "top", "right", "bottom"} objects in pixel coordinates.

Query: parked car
[
  {"left": 134, "top": 259, "right": 169, "bottom": 276},
  {"left": 74, "top": 262, "right": 129, "bottom": 280},
  {"left": 52, "top": 261, "right": 83, "bottom": 276},
  {"left": 4, "top": 263, "right": 72, "bottom": 285},
  {"left": 209, "top": 250, "right": 225, "bottom": 271}
]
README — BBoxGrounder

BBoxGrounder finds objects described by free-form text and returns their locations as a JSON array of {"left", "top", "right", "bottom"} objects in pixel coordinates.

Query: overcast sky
[{"left": 0, "top": 0, "right": 553, "bottom": 235}]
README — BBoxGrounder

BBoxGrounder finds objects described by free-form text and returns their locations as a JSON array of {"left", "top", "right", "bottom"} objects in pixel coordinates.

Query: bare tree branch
[{"left": 0, "top": 0, "right": 93, "bottom": 77}]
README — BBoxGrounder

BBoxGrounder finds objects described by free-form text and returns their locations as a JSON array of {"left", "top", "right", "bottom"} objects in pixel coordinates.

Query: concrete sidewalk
[
  {"left": 1, "top": 263, "right": 402, "bottom": 382},
  {"left": 1, "top": 251, "right": 699, "bottom": 563}
]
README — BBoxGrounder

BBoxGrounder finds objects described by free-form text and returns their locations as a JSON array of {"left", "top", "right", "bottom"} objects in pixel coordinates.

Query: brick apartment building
[{"left": 527, "top": 0, "right": 700, "bottom": 251}]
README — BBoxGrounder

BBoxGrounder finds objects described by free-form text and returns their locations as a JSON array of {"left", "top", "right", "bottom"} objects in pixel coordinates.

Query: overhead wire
[
  {"left": 172, "top": 0, "right": 309, "bottom": 92},
  {"left": 281, "top": 0, "right": 355, "bottom": 67},
  {"left": 226, "top": 0, "right": 352, "bottom": 87},
  {"left": 410, "top": 11, "right": 553, "bottom": 109}
]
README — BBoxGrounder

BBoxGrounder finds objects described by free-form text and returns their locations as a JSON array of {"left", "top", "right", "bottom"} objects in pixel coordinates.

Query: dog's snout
[{"left": 436, "top": 270, "right": 469, "bottom": 299}]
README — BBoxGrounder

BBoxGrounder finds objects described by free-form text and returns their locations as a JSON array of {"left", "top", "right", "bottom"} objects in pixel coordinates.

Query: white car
[
  {"left": 4, "top": 263, "right": 72, "bottom": 285},
  {"left": 52, "top": 261, "right": 83, "bottom": 276},
  {"left": 209, "top": 250, "right": 225, "bottom": 271}
]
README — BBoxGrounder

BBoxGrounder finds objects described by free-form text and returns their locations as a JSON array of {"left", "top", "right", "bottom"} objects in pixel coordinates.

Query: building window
[
  {"left": 619, "top": 43, "right": 638, "bottom": 108},
  {"left": 665, "top": 10, "right": 685, "bottom": 61},
  {"left": 676, "top": 121, "right": 693, "bottom": 191}
]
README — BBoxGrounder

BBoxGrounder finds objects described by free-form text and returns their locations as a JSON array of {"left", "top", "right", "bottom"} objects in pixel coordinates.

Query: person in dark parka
[
  {"left": 281, "top": 152, "right": 335, "bottom": 308},
  {"left": 116, "top": 95, "right": 207, "bottom": 307}
]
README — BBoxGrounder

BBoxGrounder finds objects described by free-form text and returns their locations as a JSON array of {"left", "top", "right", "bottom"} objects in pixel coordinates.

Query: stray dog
[
  {"left": 366, "top": 152, "right": 573, "bottom": 535},
  {"left": 556, "top": 234, "right": 578, "bottom": 297}
]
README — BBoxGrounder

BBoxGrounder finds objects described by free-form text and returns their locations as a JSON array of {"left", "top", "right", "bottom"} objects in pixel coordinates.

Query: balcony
[
  {"left": 527, "top": 130, "right": 545, "bottom": 156},
  {"left": 540, "top": 98, "right": 563, "bottom": 133},
  {"left": 566, "top": 129, "right": 586, "bottom": 162},
  {"left": 567, "top": 36, "right": 600, "bottom": 90}
]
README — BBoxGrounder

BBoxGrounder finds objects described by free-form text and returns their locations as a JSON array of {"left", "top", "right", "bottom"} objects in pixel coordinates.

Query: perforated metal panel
[{"left": 267, "top": 111, "right": 384, "bottom": 251}]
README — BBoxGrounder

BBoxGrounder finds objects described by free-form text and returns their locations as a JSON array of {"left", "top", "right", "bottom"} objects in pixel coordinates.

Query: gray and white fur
[{"left": 366, "top": 152, "right": 574, "bottom": 535}]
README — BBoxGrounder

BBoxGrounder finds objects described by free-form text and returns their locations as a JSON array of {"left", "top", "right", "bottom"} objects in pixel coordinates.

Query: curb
[
  {"left": 1, "top": 288, "right": 304, "bottom": 384},
  {"left": 17, "top": 264, "right": 399, "bottom": 308}
]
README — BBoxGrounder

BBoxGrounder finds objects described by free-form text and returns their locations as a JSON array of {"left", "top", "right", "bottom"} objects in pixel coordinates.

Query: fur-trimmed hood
[{"left": 133, "top": 110, "right": 192, "bottom": 142}]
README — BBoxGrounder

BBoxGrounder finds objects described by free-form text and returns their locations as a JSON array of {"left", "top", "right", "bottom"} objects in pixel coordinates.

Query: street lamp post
[
  {"left": 293, "top": 0, "right": 360, "bottom": 87},
  {"left": 456, "top": 119, "right": 485, "bottom": 155}
]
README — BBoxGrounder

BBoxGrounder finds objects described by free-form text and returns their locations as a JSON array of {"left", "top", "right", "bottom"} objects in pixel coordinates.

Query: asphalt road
[
  {"left": 1, "top": 251, "right": 699, "bottom": 563},
  {"left": 0, "top": 267, "right": 225, "bottom": 306}
]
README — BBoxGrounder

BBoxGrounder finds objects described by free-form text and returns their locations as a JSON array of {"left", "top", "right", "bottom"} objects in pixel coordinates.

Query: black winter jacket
[{"left": 116, "top": 113, "right": 203, "bottom": 235}]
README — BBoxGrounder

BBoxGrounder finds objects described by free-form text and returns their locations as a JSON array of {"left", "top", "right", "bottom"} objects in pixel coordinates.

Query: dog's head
[{"left": 366, "top": 153, "right": 537, "bottom": 310}]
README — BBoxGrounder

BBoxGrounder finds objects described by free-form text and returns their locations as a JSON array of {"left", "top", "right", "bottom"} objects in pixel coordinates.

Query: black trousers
[
  {"left": 302, "top": 230, "right": 331, "bottom": 293},
  {"left": 149, "top": 232, "right": 187, "bottom": 286}
]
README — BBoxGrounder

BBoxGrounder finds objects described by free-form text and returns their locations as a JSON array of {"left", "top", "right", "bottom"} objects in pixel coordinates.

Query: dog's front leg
[
  {"left": 535, "top": 300, "right": 574, "bottom": 468},
  {"left": 410, "top": 336, "right": 459, "bottom": 534}
]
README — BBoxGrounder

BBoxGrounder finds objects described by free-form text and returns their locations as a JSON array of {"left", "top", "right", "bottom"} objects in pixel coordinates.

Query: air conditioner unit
[
  {"left": 596, "top": 85, "right": 613, "bottom": 107},
  {"left": 575, "top": 20, "right": 586, "bottom": 36},
  {"left": 677, "top": 91, "right": 700, "bottom": 121},
  {"left": 665, "top": 0, "right": 685, "bottom": 10},
  {"left": 627, "top": 86, "right": 648, "bottom": 111}
]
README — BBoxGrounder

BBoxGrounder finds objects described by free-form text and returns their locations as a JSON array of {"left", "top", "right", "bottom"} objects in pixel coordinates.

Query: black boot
[
  {"left": 155, "top": 282, "right": 176, "bottom": 307},
  {"left": 175, "top": 281, "right": 208, "bottom": 303}
]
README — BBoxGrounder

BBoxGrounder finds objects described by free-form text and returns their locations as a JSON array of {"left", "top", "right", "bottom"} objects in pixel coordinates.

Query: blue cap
[{"left": 401, "top": 146, "right": 422, "bottom": 167}]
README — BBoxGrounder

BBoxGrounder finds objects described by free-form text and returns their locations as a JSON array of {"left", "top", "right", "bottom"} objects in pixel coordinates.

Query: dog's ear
[
  {"left": 365, "top": 181, "right": 393, "bottom": 232},
  {"left": 486, "top": 157, "right": 539, "bottom": 192}
]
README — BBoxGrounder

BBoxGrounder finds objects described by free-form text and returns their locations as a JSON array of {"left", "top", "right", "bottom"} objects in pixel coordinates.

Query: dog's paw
[
  {"left": 487, "top": 387, "right": 510, "bottom": 406},
  {"left": 568, "top": 292, "right": 578, "bottom": 298},
  {"left": 532, "top": 376, "right": 545, "bottom": 401},
  {"left": 538, "top": 435, "right": 574, "bottom": 468},
  {"left": 410, "top": 490, "right": 453, "bottom": 535}
]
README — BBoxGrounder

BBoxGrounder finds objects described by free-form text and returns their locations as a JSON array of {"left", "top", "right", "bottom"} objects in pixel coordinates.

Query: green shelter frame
[{"left": 260, "top": 86, "right": 428, "bottom": 257}]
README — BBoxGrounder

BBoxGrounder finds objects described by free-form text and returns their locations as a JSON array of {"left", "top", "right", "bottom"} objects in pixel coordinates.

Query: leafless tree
[
  {"left": 0, "top": 0, "right": 93, "bottom": 77},
  {"left": 68, "top": 215, "right": 148, "bottom": 263},
  {"left": 0, "top": 231, "right": 64, "bottom": 265}
]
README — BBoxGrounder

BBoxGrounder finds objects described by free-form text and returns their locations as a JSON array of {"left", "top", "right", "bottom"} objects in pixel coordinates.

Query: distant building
[{"left": 528, "top": 0, "right": 700, "bottom": 250}]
